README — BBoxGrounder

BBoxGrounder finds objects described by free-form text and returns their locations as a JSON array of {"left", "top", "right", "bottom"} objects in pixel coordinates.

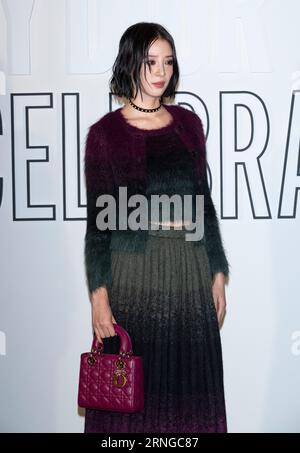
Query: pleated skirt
[{"left": 84, "top": 226, "right": 227, "bottom": 433}]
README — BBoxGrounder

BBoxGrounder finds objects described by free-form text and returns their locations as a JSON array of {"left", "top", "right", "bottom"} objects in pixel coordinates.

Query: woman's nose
[{"left": 156, "top": 63, "right": 165, "bottom": 76}]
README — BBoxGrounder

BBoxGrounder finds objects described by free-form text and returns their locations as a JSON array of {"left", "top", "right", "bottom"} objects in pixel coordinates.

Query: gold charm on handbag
[{"left": 113, "top": 357, "right": 127, "bottom": 388}]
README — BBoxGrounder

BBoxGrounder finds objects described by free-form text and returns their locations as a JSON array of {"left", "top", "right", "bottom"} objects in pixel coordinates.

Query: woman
[{"left": 83, "top": 22, "right": 230, "bottom": 433}]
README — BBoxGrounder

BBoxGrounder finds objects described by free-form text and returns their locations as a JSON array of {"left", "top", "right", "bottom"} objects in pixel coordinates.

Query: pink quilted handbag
[{"left": 78, "top": 324, "right": 144, "bottom": 413}]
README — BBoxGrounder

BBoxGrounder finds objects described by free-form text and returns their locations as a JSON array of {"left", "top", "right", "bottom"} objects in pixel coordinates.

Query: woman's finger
[
  {"left": 97, "top": 326, "right": 106, "bottom": 341},
  {"left": 94, "top": 327, "right": 103, "bottom": 344},
  {"left": 108, "top": 323, "right": 116, "bottom": 337},
  {"left": 99, "top": 324, "right": 115, "bottom": 338}
]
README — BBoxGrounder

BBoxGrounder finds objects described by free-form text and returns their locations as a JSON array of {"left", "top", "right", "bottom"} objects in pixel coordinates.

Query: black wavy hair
[{"left": 109, "top": 22, "right": 179, "bottom": 104}]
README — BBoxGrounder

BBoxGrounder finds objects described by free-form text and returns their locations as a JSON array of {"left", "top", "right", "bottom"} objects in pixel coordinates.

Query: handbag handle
[{"left": 91, "top": 324, "right": 133, "bottom": 356}]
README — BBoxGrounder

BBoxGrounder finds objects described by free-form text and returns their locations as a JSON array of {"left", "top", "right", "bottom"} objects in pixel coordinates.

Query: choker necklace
[{"left": 129, "top": 98, "right": 162, "bottom": 113}]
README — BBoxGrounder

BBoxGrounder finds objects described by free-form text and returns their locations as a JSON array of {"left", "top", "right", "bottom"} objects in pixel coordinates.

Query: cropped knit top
[
  {"left": 84, "top": 103, "right": 230, "bottom": 294},
  {"left": 144, "top": 130, "right": 196, "bottom": 225}
]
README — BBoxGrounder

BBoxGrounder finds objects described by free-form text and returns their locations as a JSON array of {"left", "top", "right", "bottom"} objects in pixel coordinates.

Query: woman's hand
[
  {"left": 211, "top": 272, "right": 227, "bottom": 329},
  {"left": 90, "top": 287, "right": 117, "bottom": 344}
]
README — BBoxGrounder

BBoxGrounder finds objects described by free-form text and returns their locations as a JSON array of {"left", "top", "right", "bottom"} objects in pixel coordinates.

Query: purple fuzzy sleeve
[
  {"left": 84, "top": 122, "right": 115, "bottom": 294},
  {"left": 193, "top": 114, "right": 230, "bottom": 279}
]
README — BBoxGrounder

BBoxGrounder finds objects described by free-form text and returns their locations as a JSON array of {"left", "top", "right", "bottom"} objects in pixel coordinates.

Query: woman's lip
[{"left": 152, "top": 82, "right": 165, "bottom": 87}]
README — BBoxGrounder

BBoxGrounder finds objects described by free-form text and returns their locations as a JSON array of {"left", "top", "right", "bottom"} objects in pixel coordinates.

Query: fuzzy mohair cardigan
[{"left": 84, "top": 103, "right": 230, "bottom": 294}]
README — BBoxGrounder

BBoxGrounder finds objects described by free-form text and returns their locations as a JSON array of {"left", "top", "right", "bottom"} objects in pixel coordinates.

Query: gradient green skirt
[{"left": 84, "top": 226, "right": 227, "bottom": 433}]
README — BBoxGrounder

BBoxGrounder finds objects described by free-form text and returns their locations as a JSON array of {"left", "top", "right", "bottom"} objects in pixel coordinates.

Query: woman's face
[{"left": 137, "top": 38, "right": 174, "bottom": 100}]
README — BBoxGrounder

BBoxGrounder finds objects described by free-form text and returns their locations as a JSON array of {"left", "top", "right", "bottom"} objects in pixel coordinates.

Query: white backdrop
[{"left": 0, "top": 0, "right": 300, "bottom": 433}]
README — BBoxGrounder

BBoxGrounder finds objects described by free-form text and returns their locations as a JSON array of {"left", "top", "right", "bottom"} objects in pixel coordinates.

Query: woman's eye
[{"left": 145, "top": 59, "right": 174, "bottom": 66}]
